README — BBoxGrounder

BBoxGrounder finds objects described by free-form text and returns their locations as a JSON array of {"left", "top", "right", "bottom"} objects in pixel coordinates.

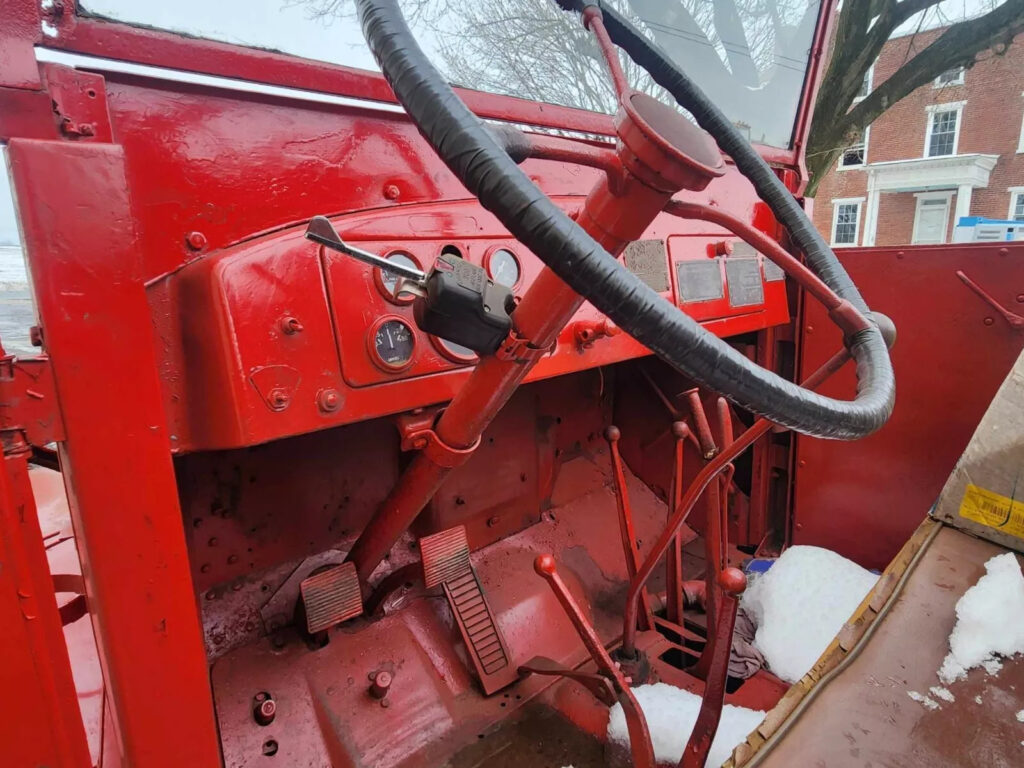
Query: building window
[
  {"left": 934, "top": 66, "right": 965, "bottom": 88},
  {"left": 924, "top": 102, "right": 965, "bottom": 158},
  {"left": 1009, "top": 188, "right": 1024, "bottom": 221},
  {"left": 855, "top": 66, "right": 874, "bottom": 101},
  {"left": 839, "top": 126, "right": 869, "bottom": 169},
  {"left": 912, "top": 193, "right": 953, "bottom": 244},
  {"left": 831, "top": 199, "right": 863, "bottom": 246},
  {"left": 1018, "top": 94, "right": 1024, "bottom": 153}
]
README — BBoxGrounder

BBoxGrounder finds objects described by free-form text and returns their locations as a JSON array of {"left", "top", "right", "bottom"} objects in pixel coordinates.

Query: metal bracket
[
  {"left": 493, "top": 328, "right": 552, "bottom": 363},
  {"left": 0, "top": 354, "right": 64, "bottom": 445},
  {"left": 395, "top": 409, "right": 480, "bottom": 468},
  {"left": 957, "top": 270, "right": 1024, "bottom": 331}
]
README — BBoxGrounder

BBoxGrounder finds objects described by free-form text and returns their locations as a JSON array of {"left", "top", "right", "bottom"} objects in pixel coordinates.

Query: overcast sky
[{"left": 0, "top": 0, "right": 1005, "bottom": 246}]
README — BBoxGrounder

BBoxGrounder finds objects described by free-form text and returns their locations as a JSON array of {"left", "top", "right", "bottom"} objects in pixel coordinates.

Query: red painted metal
[
  {"left": 681, "top": 567, "right": 746, "bottom": 768},
  {"left": 605, "top": 425, "right": 654, "bottom": 631},
  {"left": 665, "top": 421, "right": 689, "bottom": 625},
  {"left": 622, "top": 348, "right": 852, "bottom": 658},
  {"left": 0, "top": 0, "right": 854, "bottom": 764},
  {"left": 793, "top": 244, "right": 1024, "bottom": 569},
  {"left": 0, "top": 435, "right": 91, "bottom": 767},
  {"left": 7, "top": 140, "right": 221, "bottom": 766},
  {"left": 533, "top": 553, "right": 656, "bottom": 768}
]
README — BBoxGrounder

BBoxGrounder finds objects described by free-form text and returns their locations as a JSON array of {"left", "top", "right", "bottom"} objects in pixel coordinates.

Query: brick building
[{"left": 811, "top": 27, "right": 1024, "bottom": 247}]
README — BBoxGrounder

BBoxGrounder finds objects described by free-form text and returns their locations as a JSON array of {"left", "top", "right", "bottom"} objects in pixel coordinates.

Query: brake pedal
[
  {"left": 299, "top": 562, "right": 364, "bottom": 633},
  {"left": 420, "top": 526, "right": 517, "bottom": 694}
]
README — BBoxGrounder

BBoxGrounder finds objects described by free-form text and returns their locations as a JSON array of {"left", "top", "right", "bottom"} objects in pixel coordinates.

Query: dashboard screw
[
  {"left": 269, "top": 389, "right": 290, "bottom": 410},
  {"left": 186, "top": 231, "right": 207, "bottom": 250}
]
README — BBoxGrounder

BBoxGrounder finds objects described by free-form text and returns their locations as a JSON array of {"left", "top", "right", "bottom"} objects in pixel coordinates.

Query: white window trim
[
  {"left": 933, "top": 66, "right": 965, "bottom": 88},
  {"left": 830, "top": 197, "right": 865, "bottom": 247},
  {"left": 838, "top": 125, "right": 870, "bottom": 171},
  {"left": 1009, "top": 186, "right": 1024, "bottom": 220},
  {"left": 924, "top": 101, "right": 966, "bottom": 158},
  {"left": 854, "top": 65, "right": 874, "bottom": 103},
  {"left": 1017, "top": 93, "right": 1024, "bottom": 154},
  {"left": 911, "top": 191, "right": 954, "bottom": 245}
]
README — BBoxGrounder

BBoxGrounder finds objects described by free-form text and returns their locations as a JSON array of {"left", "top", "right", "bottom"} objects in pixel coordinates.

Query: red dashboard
[{"left": 161, "top": 195, "right": 789, "bottom": 453}]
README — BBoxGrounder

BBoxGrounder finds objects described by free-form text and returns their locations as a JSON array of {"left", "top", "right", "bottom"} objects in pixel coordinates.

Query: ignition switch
[{"left": 306, "top": 216, "right": 515, "bottom": 355}]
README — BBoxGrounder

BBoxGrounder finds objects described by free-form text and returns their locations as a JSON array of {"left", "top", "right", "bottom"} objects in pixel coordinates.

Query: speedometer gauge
[
  {"left": 375, "top": 252, "right": 421, "bottom": 305},
  {"left": 433, "top": 335, "right": 478, "bottom": 364},
  {"left": 369, "top": 317, "right": 415, "bottom": 371},
  {"left": 485, "top": 247, "right": 521, "bottom": 289}
]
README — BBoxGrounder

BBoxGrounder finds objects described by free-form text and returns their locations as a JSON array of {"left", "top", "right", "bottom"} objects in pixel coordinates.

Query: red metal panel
[
  {"left": 6, "top": 139, "right": 221, "bottom": 766},
  {"left": 792, "top": 243, "right": 1024, "bottom": 569},
  {"left": 0, "top": 443, "right": 91, "bottom": 767},
  {"left": 0, "top": 0, "right": 42, "bottom": 90}
]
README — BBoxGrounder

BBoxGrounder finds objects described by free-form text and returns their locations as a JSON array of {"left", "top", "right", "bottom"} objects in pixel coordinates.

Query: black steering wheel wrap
[{"left": 353, "top": 0, "right": 895, "bottom": 439}]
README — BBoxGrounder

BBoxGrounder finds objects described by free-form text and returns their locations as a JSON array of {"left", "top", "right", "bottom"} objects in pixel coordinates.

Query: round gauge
[
  {"left": 486, "top": 247, "right": 522, "bottom": 289},
  {"left": 375, "top": 252, "right": 421, "bottom": 305},
  {"left": 433, "top": 335, "right": 478, "bottom": 364},
  {"left": 369, "top": 317, "right": 415, "bottom": 371}
]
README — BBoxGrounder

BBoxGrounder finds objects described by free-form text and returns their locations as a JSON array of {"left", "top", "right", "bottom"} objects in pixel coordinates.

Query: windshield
[{"left": 81, "top": 0, "right": 822, "bottom": 149}]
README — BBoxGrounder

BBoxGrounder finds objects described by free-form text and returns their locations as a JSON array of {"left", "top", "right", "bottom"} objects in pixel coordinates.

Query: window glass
[
  {"left": 935, "top": 66, "right": 964, "bottom": 86},
  {"left": 80, "top": 0, "right": 823, "bottom": 149},
  {"left": 833, "top": 202, "right": 859, "bottom": 245},
  {"left": 1012, "top": 193, "right": 1024, "bottom": 222},
  {"left": 928, "top": 109, "right": 958, "bottom": 157},
  {"left": 855, "top": 66, "right": 872, "bottom": 100},
  {"left": 0, "top": 147, "right": 37, "bottom": 356}
]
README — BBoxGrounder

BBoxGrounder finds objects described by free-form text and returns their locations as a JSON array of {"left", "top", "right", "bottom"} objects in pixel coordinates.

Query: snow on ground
[
  {"left": 937, "top": 553, "right": 1024, "bottom": 684},
  {"left": 607, "top": 683, "right": 764, "bottom": 767},
  {"left": 1016, "top": 709, "right": 1024, "bottom": 723},
  {"left": 929, "top": 686, "right": 955, "bottom": 702},
  {"left": 741, "top": 546, "right": 878, "bottom": 683},
  {"left": 907, "top": 691, "right": 940, "bottom": 710}
]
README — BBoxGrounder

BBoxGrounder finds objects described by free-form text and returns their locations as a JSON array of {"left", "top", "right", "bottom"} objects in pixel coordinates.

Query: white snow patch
[
  {"left": 929, "top": 686, "right": 955, "bottom": 703},
  {"left": 974, "top": 695, "right": 983, "bottom": 704},
  {"left": 742, "top": 546, "right": 877, "bottom": 683},
  {"left": 40, "top": 20, "right": 58, "bottom": 38},
  {"left": 607, "top": 683, "right": 764, "bottom": 767},
  {"left": 937, "top": 553, "right": 1024, "bottom": 684},
  {"left": 907, "top": 691, "right": 940, "bottom": 710},
  {"left": 1016, "top": 709, "right": 1024, "bottom": 723}
]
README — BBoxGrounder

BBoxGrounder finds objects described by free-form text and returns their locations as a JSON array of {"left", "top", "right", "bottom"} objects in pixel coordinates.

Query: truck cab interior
[{"left": 1, "top": 1, "right": 1023, "bottom": 767}]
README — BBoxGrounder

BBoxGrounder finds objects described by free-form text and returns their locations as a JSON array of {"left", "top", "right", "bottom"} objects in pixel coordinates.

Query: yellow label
[{"left": 959, "top": 483, "right": 1024, "bottom": 539}]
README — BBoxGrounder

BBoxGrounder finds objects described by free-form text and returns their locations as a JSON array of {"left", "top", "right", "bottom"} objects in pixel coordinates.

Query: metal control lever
[
  {"left": 306, "top": 215, "right": 515, "bottom": 354},
  {"left": 306, "top": 216, "right": 427, "bottom": 297}
]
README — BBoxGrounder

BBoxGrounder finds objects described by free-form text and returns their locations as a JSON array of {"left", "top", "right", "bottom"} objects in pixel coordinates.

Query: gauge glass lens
[
  {"left": 438, "top": 337, "right": 477, "bottom": 360},
  {"left": 488, "top": 248, "right": 520, "bottom": 288},
  {"left": 379, "top": 253, "right": 418, "bottom": 297},
  {"left": 374, "top": 319, "right": 414, "bottom": 367}
]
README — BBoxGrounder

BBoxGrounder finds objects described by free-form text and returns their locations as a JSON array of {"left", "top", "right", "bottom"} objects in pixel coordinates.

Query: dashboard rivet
[
  {"left": 383, "top": 184, "right": 401, "bottom": 200},
  {"left": 317, "top": 388, "right": 343, "bottom": 414}
]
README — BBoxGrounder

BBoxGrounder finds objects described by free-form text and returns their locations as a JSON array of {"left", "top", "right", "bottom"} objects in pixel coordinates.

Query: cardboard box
[{"left": 932, "top": 348, "right": 1024, "bottom": 553}]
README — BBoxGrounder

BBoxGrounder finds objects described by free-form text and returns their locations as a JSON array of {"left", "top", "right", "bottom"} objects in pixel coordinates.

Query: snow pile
[
  {"left": 929, "top": 686, "right": 955, "bottom": 703},
  {"left": 937, "top": 553, "right": 1024, "bottom": 684},
  {"left": 607, "top": 683, "right": 764, "bottom": 767},
  {"left": 742, "top": 546, "right": 878, "bottom": 683}
]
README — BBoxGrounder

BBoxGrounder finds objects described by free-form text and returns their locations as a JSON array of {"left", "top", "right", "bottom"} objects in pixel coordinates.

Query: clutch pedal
[{"left": 299, "top": 561, "right": 363, "bottom": 633}]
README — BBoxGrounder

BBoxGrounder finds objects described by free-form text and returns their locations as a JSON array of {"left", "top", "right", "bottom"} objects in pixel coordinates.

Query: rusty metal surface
[{"left": 753, "top": 524, "right": 1024, "bottom": 768}]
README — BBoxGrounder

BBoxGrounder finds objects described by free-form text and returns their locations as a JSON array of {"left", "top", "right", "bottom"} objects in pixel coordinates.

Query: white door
[{"left": 912, "top": 195, "right": 951, "bottom": 244}]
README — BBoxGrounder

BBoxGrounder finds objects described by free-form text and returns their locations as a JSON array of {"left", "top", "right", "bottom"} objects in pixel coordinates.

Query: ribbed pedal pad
[
  {"left": 300, "top": 562, "right": 363, "bottom": 633},
  {"left": 420, "top": 526, "right": 517, "bottom": 694}
]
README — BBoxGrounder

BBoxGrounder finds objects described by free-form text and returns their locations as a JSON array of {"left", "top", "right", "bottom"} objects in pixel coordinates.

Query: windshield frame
[{"left": 20, "top": 0, "right": 834, "bottom": 167}]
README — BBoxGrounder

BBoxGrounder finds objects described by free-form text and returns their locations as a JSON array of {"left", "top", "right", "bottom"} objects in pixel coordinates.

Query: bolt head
[
  {"left": 984, "top": 317, "right": 995, "bottom": 326},
  {"left": 384, "top": 184, "right": 401, "bottom": 200},
  {"left": 280, "top": 316, "right": 303, "bottom": 335},
  {"left": 269, "top": 389, "right": 290, "bottom": 410},
  {"left": 317, "top": 388, "right": 342, "bottom": 414},
  {"left": 186, "top": 231, "right": 207, "bottom": 250}
]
